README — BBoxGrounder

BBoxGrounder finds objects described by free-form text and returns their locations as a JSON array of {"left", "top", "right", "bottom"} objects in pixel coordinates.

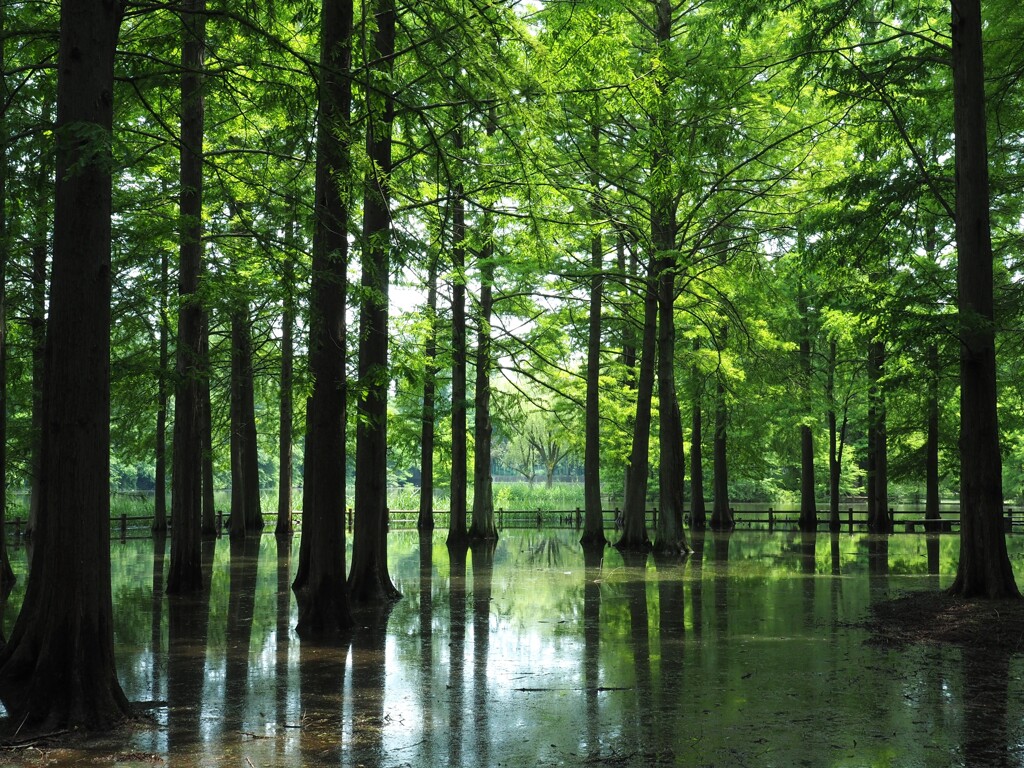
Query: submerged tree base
[{"left": 864, "top": 591, "right": 1024, "bottom": 650}]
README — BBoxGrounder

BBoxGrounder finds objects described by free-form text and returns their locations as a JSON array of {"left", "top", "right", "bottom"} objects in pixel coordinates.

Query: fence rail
[{"left": 5, "top": 505, "right": 1024, "bottom": 539}]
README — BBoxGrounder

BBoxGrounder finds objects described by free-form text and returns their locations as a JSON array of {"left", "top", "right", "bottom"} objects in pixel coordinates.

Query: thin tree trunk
[
  {"left": 948, "top": 0, "right": 1018, "bottom": 598},
  {"left": 925, "top": 343, "right": 940, "bottom": 527},
  {"left": 469, "top": 236, "right": 497, "bottom": 541},
  {"left": 448, "top": 126, "right": 469, "bottom": 547},
  {"left": 277, "top": 234, "right": 295, "bottom": 538},
  {"left": 798, "top": 283, "right": 816, "bottom": 531},
  {"left": 826, "top": 339, "right": 841, "bottom": 532},
  {"left": 650, "top": 0, "right": 686, "bottom": 553},
  {"left": 0, "top": 7, "right": 11, "bottom": 591},
  {"left": 349, "top": 0, "right": 399, "bottom": 603},
  {"left": 26, "top": 197, "right": 48, "bottom": 538},
  {"left": 710, "top": 327, "right": 733, "bottom": 530},
  {"left": 868, "top": 339, "right": 890, "bottom": 533},
  {"left": 292, "top": 0, "right": 355, "bottom": 635},
  {"left": 153, "top": 248, "right": 169, "bottom": 532},
  {"left": 616, "top": 266, "right": 657, "bottom": 551},
  {"left": 581, "top": 224, "right": 606, "bottom": 546},
  {"left": 417, "top": 251, "right": 438, "bottom": 531},
  {"left": 230, "top": 307, "right": 262, "bottom": 536},
  {"left": 0, "top": 0, "right": 130, "bottom": 730},
  {"left": 168, "top": 0, "right": 207, "bottom": 593},
  {"left": 199, "top": 309, "right": 216, "bottom": 536},
  {"left": 690, "top": 339, "right": 706, "bottom": 530},
  {"left": 619, "top": 229, "right": 637, "bottom": 502}
]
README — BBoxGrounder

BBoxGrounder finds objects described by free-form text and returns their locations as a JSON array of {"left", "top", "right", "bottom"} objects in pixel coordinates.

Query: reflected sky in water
[{"left": 2, "top": 530, "right": 1023, "bottom": 766}]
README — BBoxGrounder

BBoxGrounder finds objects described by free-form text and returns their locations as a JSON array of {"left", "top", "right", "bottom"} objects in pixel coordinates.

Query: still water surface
[{"left": 2, "top": 530, "right": 1024, "bottom": 767}]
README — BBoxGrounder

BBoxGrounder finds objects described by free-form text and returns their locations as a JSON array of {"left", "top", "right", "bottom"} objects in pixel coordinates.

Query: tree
[
  {"left": 0, "top": 1, "right": 12, "bottom": 592},
  {"left": 292, "top": 0, "right": 355, "bottom": 635},
  {"left": 168, "top": 0, "right": 208, "bottom": 593},
  {"left": 349, "top": 0, "right": 400, "bottom": 603},
  {"left": 948, "top": 0, "right": 1019, "bottom": 598},
  {"left": 417, "top": 250, "right": 439, "bottom": 532},
  {"left": 0, "top": 0, "right": 130, "bottom": 730}
]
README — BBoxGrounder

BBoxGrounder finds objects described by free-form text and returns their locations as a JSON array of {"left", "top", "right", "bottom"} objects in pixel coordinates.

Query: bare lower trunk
[
  {"left": 0, "top": 0, "right": 130, "bottom": 730},
  {"left": 350, "top": 0, "right": 399, "bottom": 603},
  {"left": 617, "top": 266, "right": 657, "bottom": 551},
  {"left": 948, "top": 0, "right": 1018, "bottom": 598},
  {"left": 292, "top": 0, "right": 355, "bottom": 635}
]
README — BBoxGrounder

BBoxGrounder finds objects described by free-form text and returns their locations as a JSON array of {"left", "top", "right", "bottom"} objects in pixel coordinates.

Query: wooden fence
[{"left": 5, "top": 505, "right": 1024, "bottom": 539}]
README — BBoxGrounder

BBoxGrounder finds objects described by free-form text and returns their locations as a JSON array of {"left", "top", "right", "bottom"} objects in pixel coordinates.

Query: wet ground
[{"left": 2, "top": 529, "right": 1024, "bottom": 766}]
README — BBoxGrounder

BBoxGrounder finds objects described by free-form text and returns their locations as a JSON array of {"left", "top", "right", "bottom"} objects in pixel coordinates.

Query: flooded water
[{"left": 2, "top": 530, "right": 1024, "bottom": 766}]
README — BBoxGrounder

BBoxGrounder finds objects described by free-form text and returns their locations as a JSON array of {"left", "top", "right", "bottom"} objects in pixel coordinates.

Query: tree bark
[
  {"left": 867, "top": 338, "right": 890, "bottom": 533},
  {"left": 26, "top": 193, "right": 48, "bottom": 539},
  {"left": 229, "top": 299, "right": 262, "bottom": 537},
  {"left": 153, "top": 247, "right": 169, "bottom": 533},
  {"left": 710, "top": 328, "right": 733, "bottom": 530},
  {"left": 0, "top": 0, "right": 130, "bottom": 730},
  {"left": 417, "top": 251, "right": 438, "bottom": 532},
  {"left": 654, "top": 257, "right": 687, "bottom": 552},
  {"left": 448, "top": 126, "right": 469, "bottom": 547},
  {"left": 581, "top": 226, "right": 606, "bottom": 546},
  {"left": 469, "top": 238, "right": 498, "bottom": 541},
  {"left": 349, "top": 0, "right": 399, "bottom": 603},
  {"left": 0, "top": 6, "right": 12, "bottom": 592},
  {"left": 168, "top": 0, "right": 207, "bottom": 593},
  {"left": 690, "top": 340, "right": 706, "bottom": 530},
  {"left": 616, "top": 266, "right": 657, "bottom": 551},
  {"left": 925, "top": 343, "right": 940, "bottom": 528},
  {"left": 199, "top": 310, "right": 216, "bottom": 536},
  {"left": 650, "top": 0, "right": 687, "bottom": 553},
  {"left": 292, "top": 0, "right": 355, "bottom": 634},
  {"left": 948, "top": 0, "right": 1018, "bottom": 598},
  {"left": 276, "top": 233, "right": 295, "bottom": 538},
  {"left": 798, "top": 284, "right": 816, "bottom": 531},
  {"left": 826, "top": 339, "right": 842, "bottom": 532}
]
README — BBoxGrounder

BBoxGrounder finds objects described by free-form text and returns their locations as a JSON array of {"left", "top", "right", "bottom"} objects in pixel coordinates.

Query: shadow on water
[{"left": 1, "top": 529, "right": 1023, "bottom": 766}]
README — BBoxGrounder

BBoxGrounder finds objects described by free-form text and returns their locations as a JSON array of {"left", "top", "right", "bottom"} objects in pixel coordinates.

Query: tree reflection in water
[{"left": 0, "top": 529, "right": 1020, "bottom": 766}]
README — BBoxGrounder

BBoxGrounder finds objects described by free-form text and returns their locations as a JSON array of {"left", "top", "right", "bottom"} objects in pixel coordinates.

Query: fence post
[
  {"left": 537, "top": 509, "right": 543, "bottom": 529},
  {"left": 217, "top": 509, "right": 223, "bottom": 534},
  {"left": 848, "top": 507, "right": 854, "bottom": 534},
  {"left": 121, "top": 513, "right": 128, "bottom": 540},
  {"left": 768, "top": 507, "right": 774, "bottom": 532}
]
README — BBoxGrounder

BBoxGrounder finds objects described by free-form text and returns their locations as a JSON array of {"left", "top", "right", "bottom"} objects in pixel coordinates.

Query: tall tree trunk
[
  {"left": 619, "top": 229, "right": 637, "bottom": 502},
  {"left": 0, "top": 0, "right": 130, "bottom": 730},
  {"left": 230, "top": 306, "right": 262, "bottom": 536},
  {"left": 349, "top": 0, "right": 399, "bottom": 603},
  {"left": 616, "top": 266, "right": 657, "bottom": 551},
  {"left": 826, "top": 339, "right": 842, "bottom": 532},
  {"left": 798, "top": 284, "right": 816, "bottom": 531},
  {"left": 0, "top": 7, "right": 12, "bottom": 592},
  {"left": 26, "top": 193, "right": 49, "bottom": 539},
  {"left": 710, "top": 327, "right": 733, "bottom": 530},
  {"left": 293, "top": 0, "right": 355, "bottom": 635},
  {"left": 655, "top": 258, "right": 686, "bottom": 552},
  {"left": 199, "top": 309, "right": 216, "bottom": 536},
  {"left": 470, "top": 237, "right": 497, "bottom": 541},
  {"left": 581, "top": 222, "right": 606, "bottom": 546},
  {"left": 448, "top": 126, "right": 469, "bottom": 547},
  {"left": 153, "top": 248, "right": 169, "bottom": 533},
  {"left": 276, "top": 233, "right": 295, "bottom": 538},
  {"left": 925, "top": 343, "right": 940, "bottom": 527},
  {"left": 948, "top": 0, "right": 1018, "bottom": 598},
  {"left": 417, "top": 251, "right": 438, "bottom": 531},
  {"left": 650, "top": 0, "right": 687, "bottom": 553},
  {"left": 690, "top": 339, "right": 706, "bottom": 530},
  {"left": 868, "top": 339, "right": 890, "bottom": 533},
  {"left": 168, "top": 0, "right": 207, "bottom": 593}
]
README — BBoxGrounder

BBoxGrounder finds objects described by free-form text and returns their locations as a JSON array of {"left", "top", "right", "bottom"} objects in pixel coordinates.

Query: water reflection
[{"left": 0, "top": 530, "right": 1022, "bottom": 766}]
